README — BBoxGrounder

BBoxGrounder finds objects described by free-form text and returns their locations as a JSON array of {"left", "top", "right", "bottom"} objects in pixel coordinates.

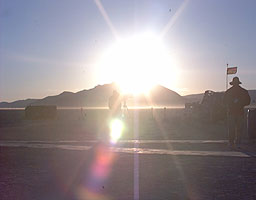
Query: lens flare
[
  {"left": 79, "top": 143, "right": 115, "bottom": 200},
  {"left": 110, "top": 119, "right": 123, "bottom": 143}
]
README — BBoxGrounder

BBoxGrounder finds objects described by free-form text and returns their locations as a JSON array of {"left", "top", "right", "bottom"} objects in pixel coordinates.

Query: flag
[{"left": 227, "top": 67, "right": 237, "bottom": 75}]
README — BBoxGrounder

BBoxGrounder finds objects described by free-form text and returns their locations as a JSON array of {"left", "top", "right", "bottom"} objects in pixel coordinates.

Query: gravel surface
[
  {"left": 1, "top": 146, "right": 256, "bottom": 200},
  {"left": 0, "top": 109, "right": 256, "bottom": 199}
]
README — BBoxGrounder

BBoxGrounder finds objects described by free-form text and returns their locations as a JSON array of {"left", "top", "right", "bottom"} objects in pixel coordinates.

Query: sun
[{"left": 97, "top": 32, "right": 178, "bottom": 95}]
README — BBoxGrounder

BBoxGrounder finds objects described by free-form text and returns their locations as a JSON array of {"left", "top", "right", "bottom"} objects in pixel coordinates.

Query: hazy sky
[{"left": 1, "top": 0, "right": 256, "bottom": 101}]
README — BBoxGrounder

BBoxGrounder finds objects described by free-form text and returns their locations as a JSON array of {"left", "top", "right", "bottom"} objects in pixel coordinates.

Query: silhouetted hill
[
  {"left": 183, "top": 93, "right": 204, "bottom": 103},
  {"left": 0, "top": 83, "right": 185, "bottom": 108},
  {"left": 127, "top": 85, "right": 185, "bottom": 106},
  {"left": 0, "top": 99, "right": 38, "bottom": 108},
  {"left": 33, "top": 83, "right": 117, "bottom": 107}
]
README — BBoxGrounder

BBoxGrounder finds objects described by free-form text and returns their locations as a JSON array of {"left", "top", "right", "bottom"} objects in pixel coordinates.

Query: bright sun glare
[
  {"left": 98, "top": 33, "right": 178, "bottom": 95},
  {"left": 110, "top": 119, "right": 123, "bottom": 144}
]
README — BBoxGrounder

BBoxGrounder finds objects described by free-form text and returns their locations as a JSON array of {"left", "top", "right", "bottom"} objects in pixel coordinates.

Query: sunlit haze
[
  {"left": 0, "top": 0, "right": 256, "bottom": 101},
  {"left": 97, "top": 33, "right": 178, "bottom": 95}
]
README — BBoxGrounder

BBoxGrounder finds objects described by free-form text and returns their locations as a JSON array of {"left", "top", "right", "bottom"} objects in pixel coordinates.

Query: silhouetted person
[
  {"left": 80, "top": 107, "right": 86, "bottom": 120},
  {"left": 224, "top": 77, "right": 250, "bottom": 147},
  {"left": 108, "top": 90, "right": 121, "bottom": 118},
  {"left": 122, "top": 95, "right": 130, "bottom": 119},
  {"left": 163, "top": 107, "right": 167, "bottom": 121}
]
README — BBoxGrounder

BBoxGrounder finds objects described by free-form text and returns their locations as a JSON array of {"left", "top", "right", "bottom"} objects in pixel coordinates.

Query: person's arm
[{"left": 239, "top": 90, "right": 251, "bottom": 107}]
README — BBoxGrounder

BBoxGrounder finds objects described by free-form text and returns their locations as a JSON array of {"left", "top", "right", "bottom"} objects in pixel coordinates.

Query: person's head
[{"left": 230, "top": 77, "right": 242, "bottom": 86}]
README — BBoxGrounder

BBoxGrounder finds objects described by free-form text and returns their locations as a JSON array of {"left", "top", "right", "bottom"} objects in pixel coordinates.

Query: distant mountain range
[
  {"left": 0, "top": 83, "right": 185, "bottom": 108},
  {"left": 1, "top": 84, "right": 255, "bottom": 108}
]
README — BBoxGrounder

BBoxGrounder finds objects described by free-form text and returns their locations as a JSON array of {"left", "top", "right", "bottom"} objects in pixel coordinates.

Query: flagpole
[{"left": 226, "top": 63, "right": 228, "bottom": 91}]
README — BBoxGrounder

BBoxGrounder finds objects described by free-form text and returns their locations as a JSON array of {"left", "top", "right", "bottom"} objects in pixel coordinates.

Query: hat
[{"left": 230, "top": 77, "right": 242, "bottom": 85}]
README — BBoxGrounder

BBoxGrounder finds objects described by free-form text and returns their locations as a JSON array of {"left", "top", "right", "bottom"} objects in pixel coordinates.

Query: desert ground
[{"left": 0, "top": 108, "right": 256, "bottom": 200}]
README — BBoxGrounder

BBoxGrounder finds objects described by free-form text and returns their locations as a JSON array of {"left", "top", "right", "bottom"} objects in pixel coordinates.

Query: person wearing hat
[{"left": 224, "top": 77, "right": 251, "bottom": 148}]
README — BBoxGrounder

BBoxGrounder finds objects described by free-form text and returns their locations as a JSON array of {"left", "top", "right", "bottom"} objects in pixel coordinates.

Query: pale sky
[{"left": 1, "top": 0, "right": 256, "bottom": 102}]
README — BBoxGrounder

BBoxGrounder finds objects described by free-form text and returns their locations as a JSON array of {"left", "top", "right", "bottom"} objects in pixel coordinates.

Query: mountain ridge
[
  {"left": 0, "top": 83, "right": 184, "bottom": 108},
  {"left": 2, "top": 85, "right": 255, "bottom": 108}
]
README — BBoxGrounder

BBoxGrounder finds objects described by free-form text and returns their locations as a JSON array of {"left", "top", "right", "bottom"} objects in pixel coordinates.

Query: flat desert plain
[{"left": 0, "top": 108, "right": 256, "bottom": 200}]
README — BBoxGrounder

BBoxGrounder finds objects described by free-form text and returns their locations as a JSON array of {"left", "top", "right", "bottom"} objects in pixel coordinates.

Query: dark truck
[{"left": 185, "top": 90, "right": 226, "bottom": 123}]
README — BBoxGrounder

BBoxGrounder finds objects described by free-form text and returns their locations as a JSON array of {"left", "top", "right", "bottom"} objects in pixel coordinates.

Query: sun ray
[
  {"left": 91, "top": 1, "right": 193, "bottom": 197},
  {"left": 160, "top": 0, "right": 190, "bottom": 38},
  {"left": 151, "top": 105, "right": 199, "bottom": 199},
  {"left": 94, "top": 0, "right": 119, "bottom": 38}
]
